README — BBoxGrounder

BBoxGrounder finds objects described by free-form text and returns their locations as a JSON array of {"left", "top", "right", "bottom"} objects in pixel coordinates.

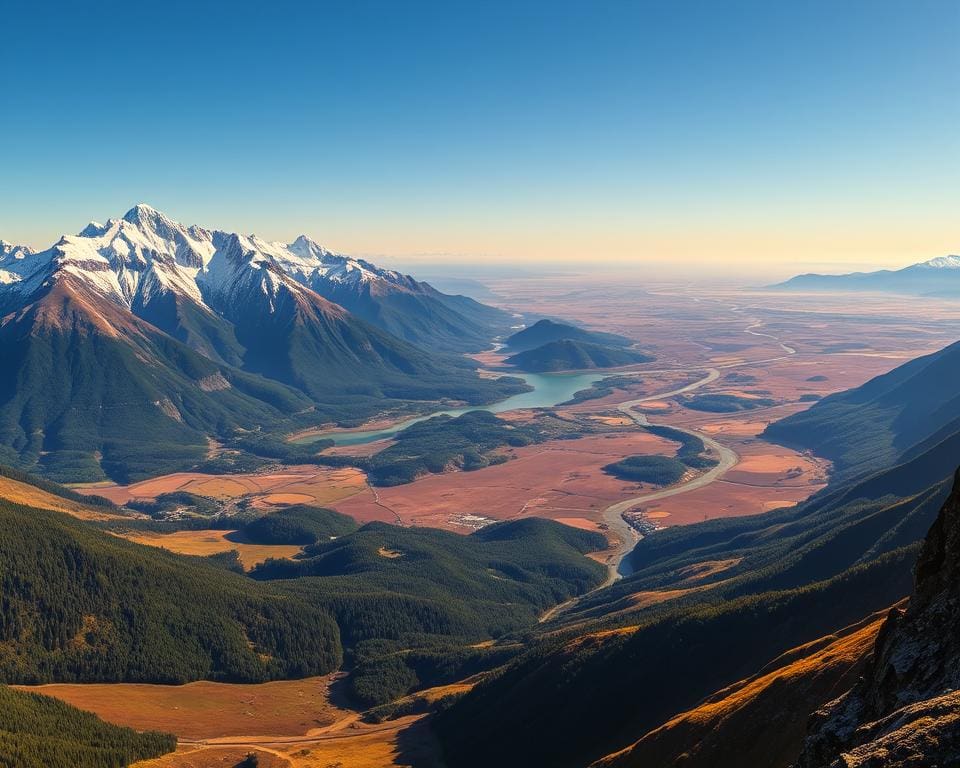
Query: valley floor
[{"left": 20, "top": 675, "right": 446, "bottom": 768}]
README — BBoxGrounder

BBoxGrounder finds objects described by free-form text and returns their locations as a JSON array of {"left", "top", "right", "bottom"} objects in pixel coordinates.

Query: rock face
[{"left": 798, "top": 470, "right": 960, "bottom": 767}]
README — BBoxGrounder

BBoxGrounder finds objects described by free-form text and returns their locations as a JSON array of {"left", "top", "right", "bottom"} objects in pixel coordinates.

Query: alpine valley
[{"left": 0, "top": 205, "right": 523, "bottom": 483}]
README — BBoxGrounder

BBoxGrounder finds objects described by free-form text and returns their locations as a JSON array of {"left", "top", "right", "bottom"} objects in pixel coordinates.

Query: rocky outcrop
[{"left": 798, "top": 470, "right": 960, "bottom": 767}]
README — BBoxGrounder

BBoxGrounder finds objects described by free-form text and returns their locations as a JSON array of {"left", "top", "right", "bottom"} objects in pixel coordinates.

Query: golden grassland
[
  {"left": 115, "top": 529, "right": 304, "bottom": 569},
  {"left": 26, "top": 676, "right": 451, "bottom": 768},
  {"left": 17, "top": 677, "right": 346, "bottom": 740}
]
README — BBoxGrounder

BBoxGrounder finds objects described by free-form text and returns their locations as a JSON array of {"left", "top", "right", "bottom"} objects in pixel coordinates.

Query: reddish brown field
[{"left": 333, "top": 430, "right": 677, "bottom": 531}]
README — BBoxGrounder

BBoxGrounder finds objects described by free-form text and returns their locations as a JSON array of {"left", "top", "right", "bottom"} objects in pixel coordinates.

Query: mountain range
[
  {"left": 0, "top": 205, "right": 521, "bottom": 482},
  {"left": 772, "top": 254, "right": 960, "bottom": 296}
]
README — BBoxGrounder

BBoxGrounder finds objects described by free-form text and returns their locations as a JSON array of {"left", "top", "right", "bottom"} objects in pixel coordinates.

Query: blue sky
[{"left": 2, "top": 0, "right": 957, "bottom": 276}]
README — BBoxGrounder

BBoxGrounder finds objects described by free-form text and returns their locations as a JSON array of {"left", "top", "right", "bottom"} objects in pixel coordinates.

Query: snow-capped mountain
[
  {"left": 772, "top": 254, "right": 960, "bottom": 296},
  {"left": 0, "top": 205, "right": 521, "bottom": 484},
  {"left": 1, "top": 204, "right": 508, "bottom": 351}
]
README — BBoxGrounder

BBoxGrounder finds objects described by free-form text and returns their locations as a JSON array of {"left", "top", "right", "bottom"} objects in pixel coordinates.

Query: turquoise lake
[{"left": 297, "top": 371, "right": 605, "bottom": 447}]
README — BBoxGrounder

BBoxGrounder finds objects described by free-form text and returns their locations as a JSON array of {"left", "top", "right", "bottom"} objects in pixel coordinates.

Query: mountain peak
[
  {"left": 917, "top": 254, "right": 960, "bottom": 269},
  {"left": 288, "top": 234, "right": 331, "bottom": 261},
  {"left": 122, "top": 203, "right": 170, "bottom": 227}
]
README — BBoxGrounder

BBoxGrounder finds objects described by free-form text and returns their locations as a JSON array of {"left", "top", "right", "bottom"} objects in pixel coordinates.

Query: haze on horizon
[{"left": 2, "top": 0, "right": 957, "bottom": 278}]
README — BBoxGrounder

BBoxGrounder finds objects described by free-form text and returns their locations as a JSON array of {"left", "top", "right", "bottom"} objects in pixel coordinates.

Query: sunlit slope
[{"left": 593, "top": 611, "right": 887, "bottom": 768}]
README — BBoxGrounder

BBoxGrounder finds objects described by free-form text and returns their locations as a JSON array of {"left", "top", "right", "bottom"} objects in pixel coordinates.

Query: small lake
[{"left": 297, "top": 371, "right": 605, "bottom": 447}]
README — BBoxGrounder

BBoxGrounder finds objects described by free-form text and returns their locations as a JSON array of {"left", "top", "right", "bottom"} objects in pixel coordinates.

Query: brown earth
[{"left": 333, "top": 431, "right": 678, "bottom": 531}]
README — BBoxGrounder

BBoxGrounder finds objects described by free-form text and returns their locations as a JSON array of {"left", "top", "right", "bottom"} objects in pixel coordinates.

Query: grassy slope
[
  {"left": 593, "top": 610, "right": 887, "bottom": 768},
  {"left": 433, "top": 547, "right": 917, "bottom": 768}
]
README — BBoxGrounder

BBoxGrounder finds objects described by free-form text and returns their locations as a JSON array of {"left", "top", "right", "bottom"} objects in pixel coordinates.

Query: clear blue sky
[{"left": 2, "top": 0, "right": 957, "bottom": 276}]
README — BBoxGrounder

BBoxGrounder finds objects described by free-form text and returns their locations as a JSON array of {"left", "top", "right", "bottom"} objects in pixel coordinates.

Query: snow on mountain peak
[
  {"left": 288, "top": 235, "right": 332, "bottom": 261},
  {"left": 1, "top": 205, "right": 431, "bottom": 323},
  {"left": 123, "top": 203, "right": 163, "bottom": 224},
  {"left": 918, "top": 255, "right": 960, "bottom": 269}
]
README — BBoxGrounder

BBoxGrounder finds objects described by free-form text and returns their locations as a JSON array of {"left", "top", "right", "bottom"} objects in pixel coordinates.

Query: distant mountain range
[
  {"left": 772, "top": 254, "right": 960, "bottom": 296},
  {"left": 763, "top": 337, "right": 960, "bottom": 482},
  {"left": 0, "top": 205, "right": 522, "bottom": 482}
]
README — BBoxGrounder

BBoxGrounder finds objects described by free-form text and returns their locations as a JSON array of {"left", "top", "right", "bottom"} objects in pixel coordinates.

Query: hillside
[
  {"left": 256, "top": 517, "right": 606, "bottom": 704},
  {"left": 504, "top": 319, "right": 632, "bottom": 352},
  {"left": 0, "top": 685, "right": 174, "bottom": 768},
  {"left": 505, "top": 339, "right": 652, "bottom": 372},
  {"left": 772, "top": 254, "right": 960, "bottom": 296},
  {"left": 0, "top": 467, "right": 605, "bottom": 709},
  {"left": 0, "top": 498, "right": 342, "bottom": 684},
  {"left": 0, "top": 279, "right": 316, "bottom": 483},
  {"left": 433, "top": 547, "right": 917, "bottom": 768},
  {"left": 293, "top": 243, "right": 513, "bottom": 353},
  {"left": 764, "top": 338, "right": 960, "bottom": 480}
]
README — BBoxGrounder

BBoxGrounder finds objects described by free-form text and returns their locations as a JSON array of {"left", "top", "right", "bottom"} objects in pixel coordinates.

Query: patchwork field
[
  {"left": 86, "top": 466, "right": 368, "bottom": 508},
  {"left": 68, "top": 279, "right": 960, "bottom": 546}
]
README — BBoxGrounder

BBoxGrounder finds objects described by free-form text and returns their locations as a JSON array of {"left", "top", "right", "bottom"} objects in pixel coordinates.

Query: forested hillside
[{"left": 0, "top": 499, "right": 342, "bottom": 684}]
